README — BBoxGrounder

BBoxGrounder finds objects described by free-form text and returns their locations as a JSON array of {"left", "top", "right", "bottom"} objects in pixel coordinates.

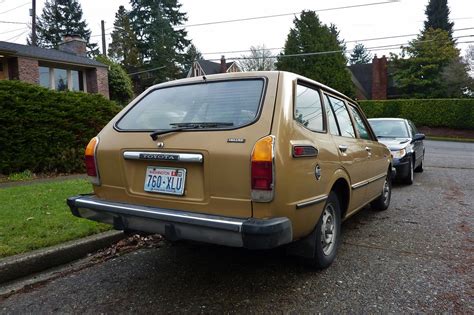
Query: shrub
[
  {"left": 359, "top": 99, "right": 474, "bottom": 129},
  {"left": 96, "top": 56, "right": 134, "bottom": 106},
  {"left": 0, "top": 80, "right": 121, "bottom": 174}
]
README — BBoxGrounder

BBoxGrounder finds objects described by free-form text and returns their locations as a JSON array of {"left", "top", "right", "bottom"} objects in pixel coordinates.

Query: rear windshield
[
  {"left": 369, "top": 120, "right": 409, "bottom": 138},
  {"left": 116, "top": 79, "right": 265, "bottom": 131}
]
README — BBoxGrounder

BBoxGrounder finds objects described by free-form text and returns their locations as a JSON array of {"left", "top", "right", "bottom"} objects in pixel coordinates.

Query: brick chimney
[
  {"left": 220, "top": 55, "right": 227, "bottom": 73},
  {"left": 371, "top": 55, "right": 388, "bottom": 100},
  {"left": 58, "top": 35, "right": 87, "bottom": 57}
]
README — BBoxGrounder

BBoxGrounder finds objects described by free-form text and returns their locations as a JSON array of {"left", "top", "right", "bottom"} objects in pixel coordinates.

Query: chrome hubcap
[{"left": 321, "top": 204, "right": 336, "bottom": 256}]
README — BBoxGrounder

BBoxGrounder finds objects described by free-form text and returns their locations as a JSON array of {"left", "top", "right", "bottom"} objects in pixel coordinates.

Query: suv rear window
[{"left": 116, "top": 79, "right": 265, "bottom": 130}]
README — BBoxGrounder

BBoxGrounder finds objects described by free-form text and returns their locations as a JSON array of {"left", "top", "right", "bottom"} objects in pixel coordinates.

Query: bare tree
[
  {"left": 239, "top": 45, "right": 276, "bottom": 71},
  {"left": 465, "top": 45, "right": 474, "bottom": 78}
]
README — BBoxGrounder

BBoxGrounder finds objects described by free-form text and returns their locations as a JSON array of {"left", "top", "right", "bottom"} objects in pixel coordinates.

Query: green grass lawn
[{"left": 0, "top": 179, "right": 110, "bottom": 258}]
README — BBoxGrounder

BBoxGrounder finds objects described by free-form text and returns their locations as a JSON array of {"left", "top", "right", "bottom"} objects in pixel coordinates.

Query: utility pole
[
  {"left": 101, "top": 20, "right": 106, "bottom": 56},
  {"left": 31, "top": 0, "right": 37, "bottom": 46}
]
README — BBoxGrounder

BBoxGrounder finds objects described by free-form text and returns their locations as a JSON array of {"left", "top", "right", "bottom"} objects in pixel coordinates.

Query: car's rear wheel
[
  {"left": 371, "top": 171, "right": 391, "bottom": 211},
  {"left": 306, "top": 191, "right": 341, "bottom": 269},
  {"left": 402, "top": 156, "right": 414, "bottom": 185}
]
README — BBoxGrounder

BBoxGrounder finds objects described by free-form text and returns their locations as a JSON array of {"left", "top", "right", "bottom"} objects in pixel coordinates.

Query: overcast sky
[{"left": 0, "top": 0, "right": 472, "bottom": 61}]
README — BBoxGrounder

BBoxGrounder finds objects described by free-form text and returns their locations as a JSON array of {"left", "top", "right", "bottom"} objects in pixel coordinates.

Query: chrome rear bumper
[{"left": 67, "top": 195, "right": 292, "bottom": 249}]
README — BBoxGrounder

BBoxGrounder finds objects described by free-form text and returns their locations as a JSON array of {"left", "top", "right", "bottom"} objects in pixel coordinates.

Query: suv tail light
[
  {"left": 251, "top": 135, "right": 275, "bottom": 202},
  {"left": 85, "top": 137, "right": 100, "bottom": 185}
]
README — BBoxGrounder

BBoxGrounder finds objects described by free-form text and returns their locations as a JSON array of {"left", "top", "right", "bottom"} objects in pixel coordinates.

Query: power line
[
  {"left": 5, "top": 29, "right": 28, "bottom": 42},
  {"left": 204, "top": 34, "right": 473, "bottom": 62},
  {"left": 200, "top": 28, "right": 474, "bottom": 56},
  {"left": 128, "top": 66, "right": 167, "bottom": 76},
  {"left": 0, "top": 20, "right": 28, "bottom": 25},
  {"left": 91, "top": 0, "right": 400, "bottom": 37},
  {"left": 0, "top": 26, "right": 28, "bottom": 35},
  {"left": 174, "top": 1, "right": 400, "bottom": 29},
  {"left": 0, "top": 2, "right": 29, "bottom": 15}
]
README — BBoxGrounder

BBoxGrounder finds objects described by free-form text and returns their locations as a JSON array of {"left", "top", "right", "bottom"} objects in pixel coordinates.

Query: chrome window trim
[{"left": 123, "top": 151, "right": 203, "bottom": 163}]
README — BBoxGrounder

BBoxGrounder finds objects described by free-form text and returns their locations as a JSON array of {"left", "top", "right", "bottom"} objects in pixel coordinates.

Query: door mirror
[{"left": 413, "top": 133, "right": 425, "bottom": 142}]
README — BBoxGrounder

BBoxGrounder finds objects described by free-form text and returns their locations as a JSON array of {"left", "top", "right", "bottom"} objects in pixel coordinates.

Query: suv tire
[
  {"left": 306, "top": 191, "right": 341, "bottom": 269},
  {"left": 371, "top": 171, "right": 392, "bottom": 211}
]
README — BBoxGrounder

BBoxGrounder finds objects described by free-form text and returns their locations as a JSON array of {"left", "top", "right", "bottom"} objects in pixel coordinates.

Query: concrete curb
[{"left": 0, "top": 230, "right": 126, "bottom": 284}]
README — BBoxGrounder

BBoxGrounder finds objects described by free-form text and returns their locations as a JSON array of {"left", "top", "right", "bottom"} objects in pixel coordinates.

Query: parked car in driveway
[
  {"left": 368, "top": 118, "right": 425, "bottom": 185},
  {"left": 68, "top": 71, "right": 393, "bottom": 268}
]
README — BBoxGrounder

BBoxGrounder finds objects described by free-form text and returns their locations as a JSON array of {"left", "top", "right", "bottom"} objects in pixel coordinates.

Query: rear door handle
[{"left": 338, "top": 145, "right": 348, "bottom": 153}]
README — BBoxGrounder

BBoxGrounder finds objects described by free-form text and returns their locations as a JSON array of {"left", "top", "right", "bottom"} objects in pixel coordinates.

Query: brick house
[
  {"left": 187, "top": 55, "right": 240, "bottom": 77},
  {"left": 0, "top": 35, "right": 109, "bottom": 98},
  {"left": 349, "top": 55, "right": 398, "bottom": 100}
]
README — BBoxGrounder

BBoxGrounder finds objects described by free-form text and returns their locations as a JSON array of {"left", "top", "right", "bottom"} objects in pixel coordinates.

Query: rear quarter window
[
  {"left": 116, "top": 79, "right": 265, "bottom": 131},
  {"left": 294, "top": 84, "right": 324, "bottom": 132}
]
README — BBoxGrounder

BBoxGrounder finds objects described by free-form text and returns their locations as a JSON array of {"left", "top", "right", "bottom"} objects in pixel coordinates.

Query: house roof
[
  {"left": 0, "top": 41, "right": 106, "bottom": 68},
  {"left": 348, "top": 63, "right": 373, "bottom": 98},
  {"left": 196, "top": 59, "right": 236, "bottom": 75}
]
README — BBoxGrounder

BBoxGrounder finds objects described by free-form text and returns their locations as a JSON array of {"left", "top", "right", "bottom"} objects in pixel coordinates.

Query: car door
[
  {"left": 324, "top": 94, "right": 370, "bottom": 213},
  {"left": 347, "top": 104, "right": 388, "bottom": 201}
]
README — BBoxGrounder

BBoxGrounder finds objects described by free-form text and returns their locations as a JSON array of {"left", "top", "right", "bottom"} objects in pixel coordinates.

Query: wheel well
[{"left": 331, "top": 178, "right": 350, "bottom": 218}]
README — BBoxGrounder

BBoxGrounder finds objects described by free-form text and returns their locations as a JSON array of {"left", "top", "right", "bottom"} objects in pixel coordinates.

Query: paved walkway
[{"left": 0, "top": 174, "right": 87, "bottom": 189}]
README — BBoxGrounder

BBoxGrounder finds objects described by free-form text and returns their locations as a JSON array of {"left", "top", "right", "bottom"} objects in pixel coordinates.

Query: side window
[
  {"left": 324, "top": 96, "right": 340, "bottom": 136},
  {"left": 295, "top": 84, "right": 324, "bottom": 132},
  {"left": 348, "top": 105, "right": 371, "bottom": 140},
  {"left": 326, "top": 95, "right": 355, "bottom": 138}
]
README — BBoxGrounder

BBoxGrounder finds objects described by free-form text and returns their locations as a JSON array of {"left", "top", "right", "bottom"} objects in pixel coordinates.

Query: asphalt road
[{"left": 1, "top": 140, "right": 473, "bottom": 313}]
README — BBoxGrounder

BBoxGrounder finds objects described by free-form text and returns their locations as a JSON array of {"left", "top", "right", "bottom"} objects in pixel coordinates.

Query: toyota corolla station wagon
[{"left": 68, "top": 71, "right": 393, "bottom": 268}]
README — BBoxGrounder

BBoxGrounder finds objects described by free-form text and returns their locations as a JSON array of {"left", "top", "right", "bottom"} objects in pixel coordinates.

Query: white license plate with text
[{"left": 144, "top": 167, "right": 186, "bottom": 195}]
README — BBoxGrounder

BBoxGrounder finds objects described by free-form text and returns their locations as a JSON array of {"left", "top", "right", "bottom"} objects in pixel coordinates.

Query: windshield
[
  {"left": 117, "top": 79, "right": 265, "bottom": 131},
  {"left": 369, "top": 120, "right": 409, "bottom": 138}
]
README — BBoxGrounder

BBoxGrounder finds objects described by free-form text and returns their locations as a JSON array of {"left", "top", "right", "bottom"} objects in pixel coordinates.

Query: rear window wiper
[{"left": 150, "top": 122, "right": 234, "bottom": 140}]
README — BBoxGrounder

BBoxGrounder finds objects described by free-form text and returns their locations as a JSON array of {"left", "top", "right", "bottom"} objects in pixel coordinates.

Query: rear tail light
[
  {"left": 251, "top": 135, "right": 275, "bottom": 202},
  {"left": 85, "top": 137, "right": 100, "bottom": 185}
]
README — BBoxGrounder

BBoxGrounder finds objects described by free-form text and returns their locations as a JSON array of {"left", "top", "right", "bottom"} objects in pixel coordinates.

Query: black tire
[
  {"left": 402, "top": 156, "right": 414, "bottom": 185},
  {"left": 415, "top": 154, "right": 424, "bottom": 173},
  {"left": 371, "top": 171, "right": 392, "bottom": 211},
  {"left": 305, "top": 191, "right": 341, "bottom": 269}
]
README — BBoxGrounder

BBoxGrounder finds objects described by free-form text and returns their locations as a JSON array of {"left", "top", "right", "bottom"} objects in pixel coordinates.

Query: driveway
[{"left": 1, "top": 140, "right": 473, "bottom": 313}]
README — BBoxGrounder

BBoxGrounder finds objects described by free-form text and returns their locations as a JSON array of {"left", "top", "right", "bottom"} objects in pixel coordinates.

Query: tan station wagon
[{"left": 68, "top": 71, "right": 393, "bottom": 268}]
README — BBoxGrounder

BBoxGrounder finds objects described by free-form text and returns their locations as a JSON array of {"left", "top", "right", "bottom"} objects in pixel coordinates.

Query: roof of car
[{"left": 368, "top": 118, "right": 406, "bottom": 121}]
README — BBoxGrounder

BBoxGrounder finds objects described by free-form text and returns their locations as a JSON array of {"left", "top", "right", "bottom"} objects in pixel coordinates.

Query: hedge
[
  {"left": 0, "top": 80, "right": 121, "bottom": 175},
  {"left": 359, "top": 99, "right": 474, "bottom": 130}
]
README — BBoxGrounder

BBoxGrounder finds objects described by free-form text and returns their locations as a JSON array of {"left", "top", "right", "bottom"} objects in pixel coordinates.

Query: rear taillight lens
[
  {"left": 251, "top": 135, "right": 275, "bottom": 202},
  {"left": 85, "top": 137, "right": 100, "bottom": 185}
]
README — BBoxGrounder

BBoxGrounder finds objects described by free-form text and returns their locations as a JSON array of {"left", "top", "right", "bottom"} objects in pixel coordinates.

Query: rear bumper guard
[{"left": 67, "top": 195, "right": 292, "bottom": 250}]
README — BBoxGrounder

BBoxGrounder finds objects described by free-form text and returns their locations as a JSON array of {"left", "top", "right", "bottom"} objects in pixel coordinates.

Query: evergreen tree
[
  {"left": 350, "top": 43, "right": 372, "bottom": 65},
  {"left": 181, "top": 43, "right": 202, "bottom": 77},
  {"left": 108, "top": 6, "right": 140, "bottom": 69},
  {"left": 32, "top": 0, "right": 98, "bottom": 55},
  {"left": 276, "top": 11, "right": 354, "bottom": 96},
  {"left": 423, "top": 0, "right": 454, "bottom": 38},
  {"left": 391, "top": 29, "right": 461, "bottom": 98},
  {"left": 129, "top": 0, "right": 190, "bottom": 86}
]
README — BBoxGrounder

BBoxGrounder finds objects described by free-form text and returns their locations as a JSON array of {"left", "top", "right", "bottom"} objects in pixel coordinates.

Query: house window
[
  {"left": 39, "top": 66, "right": 49, "bottom": 88},
  {"left": 55, "top": 68, "right": 68, "bottom": 91},
  {"left": 38, "top": 66, "right": 84, "bottom": 92}
]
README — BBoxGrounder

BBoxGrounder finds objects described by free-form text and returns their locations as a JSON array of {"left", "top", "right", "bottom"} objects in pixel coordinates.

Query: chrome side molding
[{"left": 123, "top": 151, "right": 203, "bottom": 163}]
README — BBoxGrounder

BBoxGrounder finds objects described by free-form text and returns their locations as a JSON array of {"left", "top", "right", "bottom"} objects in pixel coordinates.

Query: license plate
[{"left": 144, "top": 167, "right": 186, "bottom": 195}]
